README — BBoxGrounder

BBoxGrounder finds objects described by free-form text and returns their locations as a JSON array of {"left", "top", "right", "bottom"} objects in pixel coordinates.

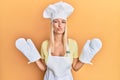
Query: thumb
[{"left": 84, "top": 40, "right": 91, "bottom": 48}]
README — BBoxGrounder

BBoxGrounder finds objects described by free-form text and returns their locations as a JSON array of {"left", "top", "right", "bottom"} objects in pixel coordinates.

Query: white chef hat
[{"left": 43, "top": 1, "right": 74, "bottom": 20}]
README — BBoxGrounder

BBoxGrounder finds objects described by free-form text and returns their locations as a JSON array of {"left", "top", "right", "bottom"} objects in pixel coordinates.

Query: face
[{"left": 52, "top": 18, "right": 66, "bottom": 34}]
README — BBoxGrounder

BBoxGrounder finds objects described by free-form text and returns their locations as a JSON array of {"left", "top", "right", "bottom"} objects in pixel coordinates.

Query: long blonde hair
[{"left": 48, "top": 20, "right": 68, "bottom": 54}]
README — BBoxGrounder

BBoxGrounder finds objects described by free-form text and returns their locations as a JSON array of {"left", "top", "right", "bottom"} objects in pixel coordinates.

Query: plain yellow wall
[{"left": 0, "top": 0, "right": 120, "bottom": 80}]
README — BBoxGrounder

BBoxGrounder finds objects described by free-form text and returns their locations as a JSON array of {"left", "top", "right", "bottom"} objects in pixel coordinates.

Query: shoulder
[
  {"left": 68, "top": 38, "right": 78, "bottom": 51},
  {"left": 41, "top": 40, "right": 49, "bottom": 48},
  {"left": 68, "top": 38, "right": 78, "bottom": 45},
  {"left": 68, "top": 39, "right": 78, "bottom": 58}
]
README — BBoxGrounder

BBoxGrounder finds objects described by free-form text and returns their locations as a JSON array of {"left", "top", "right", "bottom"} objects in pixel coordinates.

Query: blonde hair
[{"left": 48, "top": 20, "right": 68, "bottom": 54}]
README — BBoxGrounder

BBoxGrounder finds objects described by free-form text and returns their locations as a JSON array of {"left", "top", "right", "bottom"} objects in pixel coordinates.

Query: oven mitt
[
  {"left": 79, "top": 38, "right": 102, "bottom": 64},
  {"left": 15, "top": 38, "right": 41, "bottom": 64}
]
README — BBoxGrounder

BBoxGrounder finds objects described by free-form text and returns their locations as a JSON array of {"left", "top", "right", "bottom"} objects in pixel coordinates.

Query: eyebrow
[{"left": 53, "top": 19, "right": 66, "bottom": 22}]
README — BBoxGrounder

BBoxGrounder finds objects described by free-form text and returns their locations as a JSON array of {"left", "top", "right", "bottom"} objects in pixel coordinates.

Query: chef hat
[{"left": 43, "top": 1, "right": 74, "bottom": 20}]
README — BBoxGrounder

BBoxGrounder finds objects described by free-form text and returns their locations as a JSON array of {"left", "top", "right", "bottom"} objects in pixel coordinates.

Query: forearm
[
  {"left": 74, "top": 61, "right": 84, "bottom": 71},
  {"left": 35, "top": 59, "right": 47, "bottom": 72},
  {"left": 72, "top": 59, "right": 84, "bottom": 71}
]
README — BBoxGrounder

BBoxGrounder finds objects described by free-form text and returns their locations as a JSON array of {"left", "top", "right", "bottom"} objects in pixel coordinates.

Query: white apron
[{"left": 44, "top": 45, "right": 73, "bottom": 80}]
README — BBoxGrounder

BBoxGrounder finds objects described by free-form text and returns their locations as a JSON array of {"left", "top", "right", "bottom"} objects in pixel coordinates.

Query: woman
[
  {"left": 36, "top": 2, "right": 85, "bottom": 79},
  {"left": 35, "top": 1, "right": 102, "bottom": 80},
  {"left": 15, "top": 1, "right": 102, "bottom": 80}
]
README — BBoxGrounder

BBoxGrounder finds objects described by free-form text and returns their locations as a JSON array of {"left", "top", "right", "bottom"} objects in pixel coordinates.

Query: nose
[{"left": 58, "top": 22, "right": 62, "bottom": 27}]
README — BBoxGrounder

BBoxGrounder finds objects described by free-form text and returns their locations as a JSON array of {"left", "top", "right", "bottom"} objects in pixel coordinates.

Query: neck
[{"left": 54, "top": 33, "right": 63, "bottom": 43}]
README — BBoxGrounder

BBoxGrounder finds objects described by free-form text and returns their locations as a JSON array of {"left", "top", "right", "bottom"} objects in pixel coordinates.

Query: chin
[
  {"left": 56, "top": 32, "right": 64, "bottom": 34},
  {"left": 58, "top": 31, "right": 65, "bottom": 34}
]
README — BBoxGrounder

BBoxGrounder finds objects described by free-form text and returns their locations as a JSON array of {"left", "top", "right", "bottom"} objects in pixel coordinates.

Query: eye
[
  {"left": 53, "top": 20, "right": 58, "bottom": 23},
  {"left": 62, "top": 21, "right": 66, "bottom": 23}
]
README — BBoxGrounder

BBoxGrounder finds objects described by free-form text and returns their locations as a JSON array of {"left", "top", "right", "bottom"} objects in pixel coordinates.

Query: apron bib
[{"left": 44, "top": 45, "right": 73, "bottom": 80}]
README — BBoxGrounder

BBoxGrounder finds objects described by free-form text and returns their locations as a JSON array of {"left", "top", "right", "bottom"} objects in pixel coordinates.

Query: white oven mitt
[
  {"left": 15, "top": 38, "right": 41, "bottom": 64},
  {"left": 79, "top": 38, "right": 102, "bottom": 64}
]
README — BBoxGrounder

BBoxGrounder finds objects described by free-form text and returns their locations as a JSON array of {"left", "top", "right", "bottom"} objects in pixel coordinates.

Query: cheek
[
  {"left": 53, "top": 26, "right": 57, "bottom": 32},
  {"left": 63, "top": 27, "right": 66, "bottom": 32},
  {"left": 63, "top": 24, "right": 66, "bottom": 29},
  {"left": 53, "top": 23, "right": 58, "bottom": 28},
  {"left": 53, "top": 25, "right": 57, "bottom": 30},
  {"left": 62, "top": 23, "right": 66, "bottom": 27}
]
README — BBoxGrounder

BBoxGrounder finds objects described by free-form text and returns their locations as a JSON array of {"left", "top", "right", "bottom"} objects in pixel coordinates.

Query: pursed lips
[{"left": 57, "top": 28, "right": 62, "bottom": 31}]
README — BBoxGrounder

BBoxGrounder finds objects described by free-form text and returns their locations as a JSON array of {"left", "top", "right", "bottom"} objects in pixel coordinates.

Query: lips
[{"left": 57, "top": 28, "right": 62, "bottom": 31}]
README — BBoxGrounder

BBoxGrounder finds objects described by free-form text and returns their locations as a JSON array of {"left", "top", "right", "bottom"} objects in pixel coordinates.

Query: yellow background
[{"left": 0, "top": 0, "right": 120, "bottom": 80}]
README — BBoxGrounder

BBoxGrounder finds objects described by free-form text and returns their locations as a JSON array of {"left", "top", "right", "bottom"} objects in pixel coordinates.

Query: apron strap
[
  {"left": 48, "top": 48, "right": 51, "bottom": 56},
  {"left": 66, "top": 44, "right": 71, "bottom": 56}
]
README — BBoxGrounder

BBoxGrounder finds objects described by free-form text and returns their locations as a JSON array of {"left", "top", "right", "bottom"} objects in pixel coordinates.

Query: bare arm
[
  {"left": 72, "top": 58, "right": 84, "bottom": 71},
  {"left": 35, "top": 59, "right": 47, "bottom": 72}
]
